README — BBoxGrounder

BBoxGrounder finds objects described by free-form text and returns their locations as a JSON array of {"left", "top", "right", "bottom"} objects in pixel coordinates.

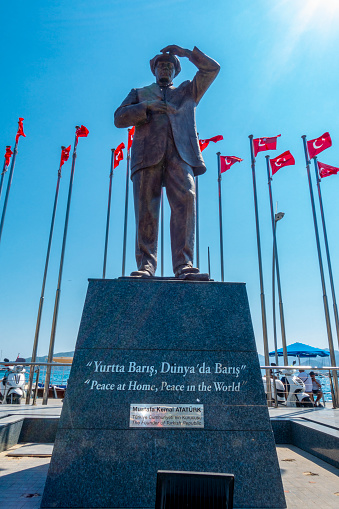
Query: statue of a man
[{"left": 114, "top": 45, "right": 220, "bottom": 279}]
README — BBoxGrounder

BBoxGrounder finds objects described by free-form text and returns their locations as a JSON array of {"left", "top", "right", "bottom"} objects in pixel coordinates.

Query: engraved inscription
[
  {"left": 83, "top": 358, "right": 248, "bottom": 394},
  {"left": 129, "top": 404, "right": 204, "bottom": 428}
]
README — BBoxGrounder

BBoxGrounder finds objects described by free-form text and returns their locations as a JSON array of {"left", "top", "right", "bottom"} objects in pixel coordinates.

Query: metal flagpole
[
  {"left": 0, "top": 140, "right": 19, "bottom": 246},
  {"left": 313, "top": 157, "right": 339, "bottom": 349},
  {"left": 302, "top": 136, "right": 339, "bottom": 407},
  {"left": 103, "top": 149, "right": 115, "bottom": 279},
  {"left": 160, "top": 187, "right": 164, "bottom": 277},
  {"left": 42, "top": 128, "right": 80, "bottom": 405},
  {"left": 272, "top": 236, "right": 278, "bottom": 366},
  {"left": 272, "top": 206, "right": 285, "bottom": 366},
  {"left": 265, "top": 156, "right": 288, "bottom": 366},
  {"left": 122, "top": 129, "right": 131, "bottom": 276},
  {"left": 26, "top": 150, "right": 65, "bottom": 404},
  {"left": 217, "top": 152, "right": 224, "bottom": 282},
  {"left": 195, "top": 176, "right": 200, "bottom": 269},
  {"left": 0, "top": 150, "right": 10, "bottom": 202},
  {"left": 248, "top": 136, "right": 272, "bottom": 406},
  {"left": 207, "top": 246, "right": 211, "bottom": 279}
]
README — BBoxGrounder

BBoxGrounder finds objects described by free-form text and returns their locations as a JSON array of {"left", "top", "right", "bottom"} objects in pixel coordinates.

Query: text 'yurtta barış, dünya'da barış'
[{"left": 89, "top": 360, "right": 246, "bottom": 377}]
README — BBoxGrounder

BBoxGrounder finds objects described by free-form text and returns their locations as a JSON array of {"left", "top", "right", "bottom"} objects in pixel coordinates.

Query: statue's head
[{"left": 150, "top": 53, "right": 181, "bottom": 85}]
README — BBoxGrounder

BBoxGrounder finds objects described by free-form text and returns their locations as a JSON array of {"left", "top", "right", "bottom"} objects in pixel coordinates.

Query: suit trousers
[{"left": 132, "top": 133, "right": 196, "bottom": 275}]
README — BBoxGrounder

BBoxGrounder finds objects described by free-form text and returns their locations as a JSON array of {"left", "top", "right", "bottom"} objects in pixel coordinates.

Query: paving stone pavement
[
  {"left": 0, "top": 444, "right": 49, "bottom": 509},
  {"left": 0, "top": 444, "right": 338, "bottom": 508},
  {"left": 278, "top": 445, "right": 339, "bottom": 509}
]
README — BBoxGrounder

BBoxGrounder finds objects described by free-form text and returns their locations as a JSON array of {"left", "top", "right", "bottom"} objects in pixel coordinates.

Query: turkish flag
[
  {"left": 220, "top": 155, "right": 243, "bottom": 173},
  {"left": 15, "top": 117, "right": 26, "bottom": 143},
  {"left": 114, "top": 142, "right": 125, "bottom": 168},
  {"left": 270, "top": 150, "right": 295, "bottom": 175},
  {"left": 76, "top": 125, "right": 89, "bottom": 140},
  {"left": 253, "top": 134, "right": 281, "bottom": 157},
  {"left": 128, "top": 126, "right": 135, "bottom": 150},
  {"left": 199, "top": 135, "right": 223, "bottom": 152},
  {"left": 60, "top": 145, "right": 71, "bottom": 168},
  {"left": 318, "top": 161, "right": 339, "bottom": 178},
  {"left": 307, "top": 132, "right": 332, "bottom": 160},
  {"left": 4, "top": 146, "right": 13, "bottom": 168}
]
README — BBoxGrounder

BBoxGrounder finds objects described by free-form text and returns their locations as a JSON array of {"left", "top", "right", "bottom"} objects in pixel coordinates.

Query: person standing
[{"left": 297, "top": 369, "right": 314, "bottom": 404}]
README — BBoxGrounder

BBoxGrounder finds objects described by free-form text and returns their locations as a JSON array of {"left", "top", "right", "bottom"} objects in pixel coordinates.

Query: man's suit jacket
[{"left": 114, "top": 47, "right": 220, "bottom": 177}]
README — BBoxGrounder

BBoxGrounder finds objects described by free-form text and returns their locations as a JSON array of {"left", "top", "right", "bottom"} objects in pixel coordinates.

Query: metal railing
[
  {"left": 1, "top": 361, "right": 338, "bottom": 407},
  {"left": 260, "top": 365, "right": 339, "bottom": 409},
  {"left": 0, "top": 361, "right": 71, "bottom": 405}
]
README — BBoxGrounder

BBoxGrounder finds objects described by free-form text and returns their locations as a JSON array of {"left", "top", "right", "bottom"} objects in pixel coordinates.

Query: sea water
[{"left": 24, "top": 365, "right": 71, "bottom": 387}]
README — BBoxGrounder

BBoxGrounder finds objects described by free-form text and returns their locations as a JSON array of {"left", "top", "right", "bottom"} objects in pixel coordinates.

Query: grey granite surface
[
  {"left": 291, "top": 420, "right": 339, "bottom": 468},
  {"left": 0, "top": 417, "right": 23, "bottom": 452},
  {"left": 270, "top": 417, "right": 339, "bottom": 469},
  {"left": 19, "top": 418, "right": 59, "bottom": 444},
  {"left": 43, "top": 429, "right": 282, "bottom": 508},
  {"left": 271, "top": 419, "right": 292, "bottom": 444},
  {"left": 76, "top": 279, "right": 256, "bottom": 352},
  {"left": 60, "top": 401, "right": 272, "bottom": 431},
  {"left": 60, "top": 348, "right": 265, "bottom": 419},
  {"left": 41, "top": 279, "right": 286, "bottom": 508}
]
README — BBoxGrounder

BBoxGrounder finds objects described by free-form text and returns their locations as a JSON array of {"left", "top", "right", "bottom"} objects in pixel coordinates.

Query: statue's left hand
[{"left": 160, "top": 45, "right": 191, "bottom": 58}]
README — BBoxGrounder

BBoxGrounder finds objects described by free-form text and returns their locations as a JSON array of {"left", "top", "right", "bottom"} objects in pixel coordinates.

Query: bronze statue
[{"left": 114, "top": 45, "right": 220, "bottom": 279}]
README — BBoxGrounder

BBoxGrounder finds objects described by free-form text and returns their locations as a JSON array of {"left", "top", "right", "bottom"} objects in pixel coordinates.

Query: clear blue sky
[{"left": 1, "top": 0, "right": 339, "bottom": 362}]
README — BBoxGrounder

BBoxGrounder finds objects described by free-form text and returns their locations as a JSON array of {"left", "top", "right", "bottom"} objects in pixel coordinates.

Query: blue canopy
[{"left": 269, "top": 342, "right": 330, "bottom": 358}]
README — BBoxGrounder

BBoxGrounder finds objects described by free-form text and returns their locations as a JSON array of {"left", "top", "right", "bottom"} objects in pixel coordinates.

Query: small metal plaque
[{"left": 129, "top": 404, "right": 204, "bottom": 428}]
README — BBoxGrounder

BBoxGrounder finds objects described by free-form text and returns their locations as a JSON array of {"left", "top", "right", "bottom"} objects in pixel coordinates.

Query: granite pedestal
[{"left": 41, "top": 279, "right": 286, "bottom": 508}]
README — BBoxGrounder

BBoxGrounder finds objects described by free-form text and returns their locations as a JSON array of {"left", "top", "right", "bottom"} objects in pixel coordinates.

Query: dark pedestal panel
[{"left": 41, "top": 279, "right": 286, "bottom": 508}]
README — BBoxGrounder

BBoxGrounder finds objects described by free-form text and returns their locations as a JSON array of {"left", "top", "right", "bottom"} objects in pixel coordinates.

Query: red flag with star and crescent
[
  {"left": 75, "top": 125, "right": 89, "bottom": 141},
  {"left": 270, "top": 151, "right": 295, "bottom": 175},
  {"left": 199, "top": 135, "right": 223, "bottom": 152},
  {"left": 253, "top": 134, "right": 281, "bottom": 157},
  {"left": 114, "top": 142, "right": 125, "bottom": 168},
  {"left": 128, "top": 126, "right": 135, "bottom": 151},
  {"left": 307, "top": 132, "right": 332, "bottom": 160},
  {"left": 15, "top": 117, "right": 26, "bottom": 143},
  {"left": 4, "top": 146, "right": 13, "bottom": 168},
  {"left": 220, "top": 155, "right": 243, "bottom": 173},
  {"left": 318, "top": 161, "right": 339, "bottom": 178},
  {"left": 60, "top": 146, "right": 71, "bottom": 168}
]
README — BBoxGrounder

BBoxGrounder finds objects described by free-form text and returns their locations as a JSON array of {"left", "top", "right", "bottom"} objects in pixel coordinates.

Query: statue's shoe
[
  {"left": 130, "top": 269, "right": 153, "bottom": 278},
  {"left": 176, "top": 272, "right": 210, "bottom": 281},
  {"left": 175, "top": 265, "right": 200, "bottom": 277},
  {"left": 175, "top": 265, "right": 209, "bottom": 281}
]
